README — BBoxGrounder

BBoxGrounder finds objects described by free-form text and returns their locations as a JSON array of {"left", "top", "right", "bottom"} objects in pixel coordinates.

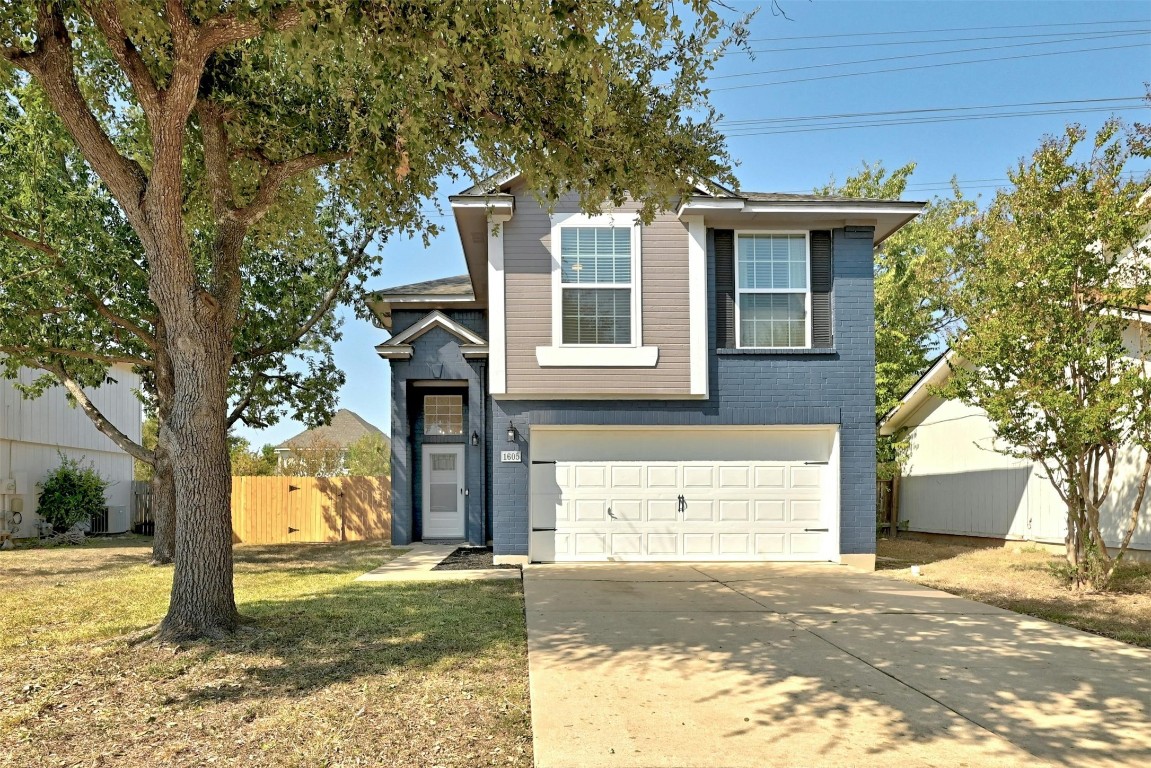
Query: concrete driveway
[{"left": 523, "top": 563, "right": 1151, "bottom": 768}]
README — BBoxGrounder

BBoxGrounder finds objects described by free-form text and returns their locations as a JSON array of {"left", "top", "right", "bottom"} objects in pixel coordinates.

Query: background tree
[
  {"left": 942, "top": 121, "right": 1151, "bottom": 589},
  {"left": 1, "top": 1, "right": 744, "bottom": 639},
  {"left": 277, "top": 438, "right": 345, "bottom": 478},
  {"left": 815, "top": 161, "right": 974, "bottom": 472},
  {"left": 344, "top": 433, "right": 390, "bottom": 477},
  {"left": 229, "top": 436, "right": 277, "bottom": 476}
]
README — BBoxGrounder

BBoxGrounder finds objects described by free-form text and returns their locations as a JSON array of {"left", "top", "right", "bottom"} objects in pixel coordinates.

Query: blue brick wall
[
  {"left": 388, "top": 310, "right": 489, "bottom": 546},
  {"left": 488, "top": 227, "right": 876, "bottom": 557}
]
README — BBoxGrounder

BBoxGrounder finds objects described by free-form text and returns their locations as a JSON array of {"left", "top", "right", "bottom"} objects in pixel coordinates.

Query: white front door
[{"left": 422, "top": 444, "right": 465, "bottom": 538}]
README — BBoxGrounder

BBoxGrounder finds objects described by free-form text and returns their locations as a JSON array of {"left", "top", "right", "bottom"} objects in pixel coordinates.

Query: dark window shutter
[
  {"left": 713, "top": 229, "right": 736, "bottom": 348},
  {"left": 810, "top": 230, "right": 834, "bottom": 348}
]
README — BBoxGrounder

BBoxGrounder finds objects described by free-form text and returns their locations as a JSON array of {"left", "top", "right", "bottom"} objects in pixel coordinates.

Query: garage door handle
[
  {"left": 804, "top": 528, "right": 829, "bottom": 532},
  {"left": 532, "top": 527, "right": 557, "bottom": 532}
]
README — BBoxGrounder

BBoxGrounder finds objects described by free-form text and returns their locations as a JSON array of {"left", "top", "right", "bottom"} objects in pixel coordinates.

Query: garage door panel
[
  {"left": 683, "top": 533, "right": 715, "bottom": 555},
  {"left": 791, "top": 499, "right": 823, "bottom": 523},
  {"left": 647, "top": 465, "right": 679, "bottom": 488},
  {"left": 790, "top": 466, "right": 822, "bottom": 489},
  {"left": 718, "top": 466, "right": 751, "bottom": 488},
  {"left": 683, "top": 466, "right": 715, "bottom": 488},
  {"left": 719, "top": 499, "right": 751, "bottom": 521},
  {"left": 719, "top": 533, "right": 750, "bottom": 555},
  {"left": 611, "top": 466, "right": 642, "bottom": 488},
  {"left": 574, "top": 499, "right": 607, "bottom": 521},
  {"left": 648, "top": 534, "right": 678, "bottom": 555},
  {"left": 754, "top": 466, "right": 786, "bottom": 489},
  {"left": 683, "top": 499, "right": 715, "bottom": 522},
  {"left": 574, "top": 533, "right": 607, "bottom": 555},
  {"left": 647, "top": 499, "right": 679, "bottom": 521},
  {"left": 755, "top": 500, "right": 786, "bottom": 522},
  {"left": 610, "top": 499, "right": 643, "bottom": 521},
  {"left": 611, "top": 533, "right": 643, "bottom": 556},
  {"left": 574, "top": 465, "right": 607, "bottom": 488},
  {"left": 790, "top": 532, "right": 824, "bottom": 554},
  {"left": 755, "top": 533, "right": 787, "bottom": 555}
]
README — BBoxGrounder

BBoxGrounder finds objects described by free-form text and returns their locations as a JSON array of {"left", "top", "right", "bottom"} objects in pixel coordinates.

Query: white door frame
[{"left": 421, "top": 444, "right": 465, "bottom": 539}]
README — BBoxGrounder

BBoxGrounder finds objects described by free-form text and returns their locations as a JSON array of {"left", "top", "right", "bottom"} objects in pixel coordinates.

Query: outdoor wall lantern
[
  {"left": 471, "top": 431, "right": 480, "bottom": 446},
  {"left": 506, "top": 422, "right": 517, "bottom": 443}
]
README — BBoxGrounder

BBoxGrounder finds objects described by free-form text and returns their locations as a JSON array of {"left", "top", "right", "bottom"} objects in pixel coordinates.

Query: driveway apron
[{"left": 523, "top": 563, "right": 1151, "bottom": 768}]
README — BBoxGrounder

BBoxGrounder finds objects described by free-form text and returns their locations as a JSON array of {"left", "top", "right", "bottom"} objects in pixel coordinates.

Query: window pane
[
  {"left": 738, "top": 234, "right": 807, "bottom": 290},
  {"left": 562, "top": 288, "right": 632, "bottom": 344},
  {"left": 424, "top": 395, "right": 464, "bottom": 435},
  {"left": 739, "top": 293, "right": 806, "bottom": 348},
  {"left": 560, "top": 226, "right": 631, "bottom": 284}
]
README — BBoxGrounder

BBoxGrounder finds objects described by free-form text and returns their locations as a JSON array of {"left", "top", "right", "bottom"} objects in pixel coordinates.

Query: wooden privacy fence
[
  {"left": 133, "top": 476, "right": 391, "bottom": 545},
  {"left": 231, "top": 476, "right": 391, "bottom": 545}
]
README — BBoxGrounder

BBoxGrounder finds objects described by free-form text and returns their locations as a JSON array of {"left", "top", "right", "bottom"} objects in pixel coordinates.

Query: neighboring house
[
  {"left": 274, "top": 408, "right": 390, "bottom": 473},
  {"left": 368, "top": 174, "right": 922, "bottom": 566},
  {"left": 878, "top": 319, "right": 1151, "bottom": 556},
  {"left": 0, "top": 363, "right": 142, "bottom": 537}
]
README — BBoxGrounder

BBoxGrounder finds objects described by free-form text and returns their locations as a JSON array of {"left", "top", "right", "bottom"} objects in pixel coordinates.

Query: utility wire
[
  {"left": 744, "top": 18, "right": 1151, "bottom": 43},
  {"left": 724, "top": 106, "right": 1148, "bottom": 137},
  {"left": 740, "top": 27, "right": 1151, "bottom": 55},
  {"left": 711, "top": 42, "right": 1149, "bottom": 91},
  {"left": 716, "top": 97, "right": 1146, "bottom": 128},
  {"left": 712, "top": 30, "right": 1149, "bottom": 80}
]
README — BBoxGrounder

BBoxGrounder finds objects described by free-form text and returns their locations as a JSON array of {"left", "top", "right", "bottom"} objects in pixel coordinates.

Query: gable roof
[
  {"left": 877, "top": 352, "right": 955, "bottom": 436},
  {"left": 371, "top": 275, "right": 475, "bottom": 299},
  {"left": 374, "top": 309, "right": 489, "bottom": 360},
  {"left": 275, "top": 409, "right": 389, "bottom": 451}
]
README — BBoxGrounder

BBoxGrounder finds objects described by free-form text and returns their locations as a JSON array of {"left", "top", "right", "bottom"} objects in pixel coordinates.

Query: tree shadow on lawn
[
  {"left": 231, "top": 541, "right": 405, "bottom": 576},
  {"left": 168, "top": 579, "right": 524, "bottom": 708}
]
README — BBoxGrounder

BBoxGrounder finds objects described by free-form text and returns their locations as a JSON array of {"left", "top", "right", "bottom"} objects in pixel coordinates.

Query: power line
[
  {"left": 739, "top": 27, "right": 1151, "bottom": 55},
  {"left": 716, "top": 97, "right": 1146, "bottom": 128},
  {"left": 743, "top": 18, "right": 1151, "bottom": 43},
  {"left": 711, "top": 42, "right": 1149, "bottom": 91},
  {"left": 712, "top": 30, "right": 1149, "bottom": 81},
  {"left": 723, "top": 105, "right": 1149, "bottom": 137}
]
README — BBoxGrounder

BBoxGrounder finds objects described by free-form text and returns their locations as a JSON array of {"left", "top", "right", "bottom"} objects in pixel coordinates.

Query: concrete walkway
[
  {"left": 355, "top": 543, "right": 521, "bottom": 582},
  {"left": 523, "top": 563, "right": 1151, "bottom": 768}
]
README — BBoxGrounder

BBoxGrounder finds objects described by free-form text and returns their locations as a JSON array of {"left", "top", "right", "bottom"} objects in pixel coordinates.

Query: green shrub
[{"left": 37, "top": 453, "right": 110, "bottom": 534}]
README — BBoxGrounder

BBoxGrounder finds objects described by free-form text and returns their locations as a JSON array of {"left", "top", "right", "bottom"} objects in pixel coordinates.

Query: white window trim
[
  {"left": 734, "top": 230, "right": 812, "bottom": 350},
  {"left": 537, "top": 211, "right": 658, "bottom": 367}
]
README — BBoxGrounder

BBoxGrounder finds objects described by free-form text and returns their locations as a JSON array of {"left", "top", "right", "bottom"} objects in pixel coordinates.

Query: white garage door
[{"left": 529, "top": 428, "right": 838, "bottom": 562}]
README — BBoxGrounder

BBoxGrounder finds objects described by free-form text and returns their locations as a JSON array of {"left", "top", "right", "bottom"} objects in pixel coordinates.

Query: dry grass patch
[
  {"left": 877, "top": 538, "right": 1151, "bottom": 647},
  {"left": 1, "top": 536, "right": 531, "bottom": 767}
]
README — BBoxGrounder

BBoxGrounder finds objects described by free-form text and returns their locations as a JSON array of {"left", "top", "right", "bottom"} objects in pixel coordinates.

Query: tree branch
[
  {"left": 196, "top": 102, "right": 236, "bottom": 217},
  {"left": 198, "top": 7, "right": 304, "bottom": 56},
  {"left": 83, "top": 0, "right": 161, "bottom": 114},
  {"left": 0, "top": 345, "right": 151, "bottom": 367},
  {"left": 226, "top": 373, "right": 266, "bottom": 429},
  {"left": 18, "top": 2, "right": 149, "bottom": 232},
  {"left": 231, "top": 151, "right": 352, "bottom": 226},
  {"left": 0, "top": 218, "right": 157, "bottom": 350},
  {"left": 235, "top": 229, "right": 377, "bottom": 364},
  {"left": 40, "top": 362, "right": 154, "bottom": 464}
]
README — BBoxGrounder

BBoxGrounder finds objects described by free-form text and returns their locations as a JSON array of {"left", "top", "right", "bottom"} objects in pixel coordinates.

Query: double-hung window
[
  {"left": 736, "top": 233, "right": 810, "bottom": 349},
  {"left": 559, "top": 226, "right": 633, "bottom": 345}
]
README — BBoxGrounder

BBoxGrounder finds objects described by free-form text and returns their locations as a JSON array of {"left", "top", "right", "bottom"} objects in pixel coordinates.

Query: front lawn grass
[
  {"left": 877, "top": 537, "right": 1151, "bottom": 647},
  {"left": 1, "top": 536, "right": 532, "bottom": 767}
]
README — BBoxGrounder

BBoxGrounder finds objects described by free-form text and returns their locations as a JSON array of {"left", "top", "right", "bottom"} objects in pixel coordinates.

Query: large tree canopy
[
  {"left": 1, "top": 1, "right": 745, "bottom": 638},
  {"left": 943, "top": 122, "right": 1151, "bottom": 588}
]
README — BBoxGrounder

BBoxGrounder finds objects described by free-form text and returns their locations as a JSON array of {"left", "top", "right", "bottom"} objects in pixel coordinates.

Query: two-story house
[{"left": 367, "top": 174, "right": 923, "bottom": 568}]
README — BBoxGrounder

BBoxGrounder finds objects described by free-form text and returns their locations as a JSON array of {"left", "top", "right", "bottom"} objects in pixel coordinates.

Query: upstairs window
[
  {"left": 736, "top": 233, "right": 810, "bottom": 348},
  {"left": 559, "top": 226, "right": 633, "bottom": 345},
  {"left": 424, "top": 395, "right": 463, "bottom": 435}
]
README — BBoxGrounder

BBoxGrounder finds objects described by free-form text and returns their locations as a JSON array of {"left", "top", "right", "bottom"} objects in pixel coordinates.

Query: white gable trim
[
  {"left": 375, "top": 310, "right": 489, "bottom": 360},
  {"left": 388, "top": 310, "right": 486, "bottom": 347}
]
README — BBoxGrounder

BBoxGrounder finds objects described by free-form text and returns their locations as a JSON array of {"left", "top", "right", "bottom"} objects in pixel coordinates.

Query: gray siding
[
  {"left": 503, "top": 186, "right": 691, "bottom": 395},
  {"left": 490, "top": 228, "right": 877, "bottom": 558}
]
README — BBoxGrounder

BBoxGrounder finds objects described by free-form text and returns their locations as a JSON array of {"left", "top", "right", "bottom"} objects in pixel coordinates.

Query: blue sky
[{"left": 235, "top": 0, "right": 1151, "bottom": 448}]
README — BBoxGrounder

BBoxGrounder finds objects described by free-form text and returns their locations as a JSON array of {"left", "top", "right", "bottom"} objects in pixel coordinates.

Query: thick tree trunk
[{"left": 156, "top": 316, "right": 239, "bottom": 640}]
